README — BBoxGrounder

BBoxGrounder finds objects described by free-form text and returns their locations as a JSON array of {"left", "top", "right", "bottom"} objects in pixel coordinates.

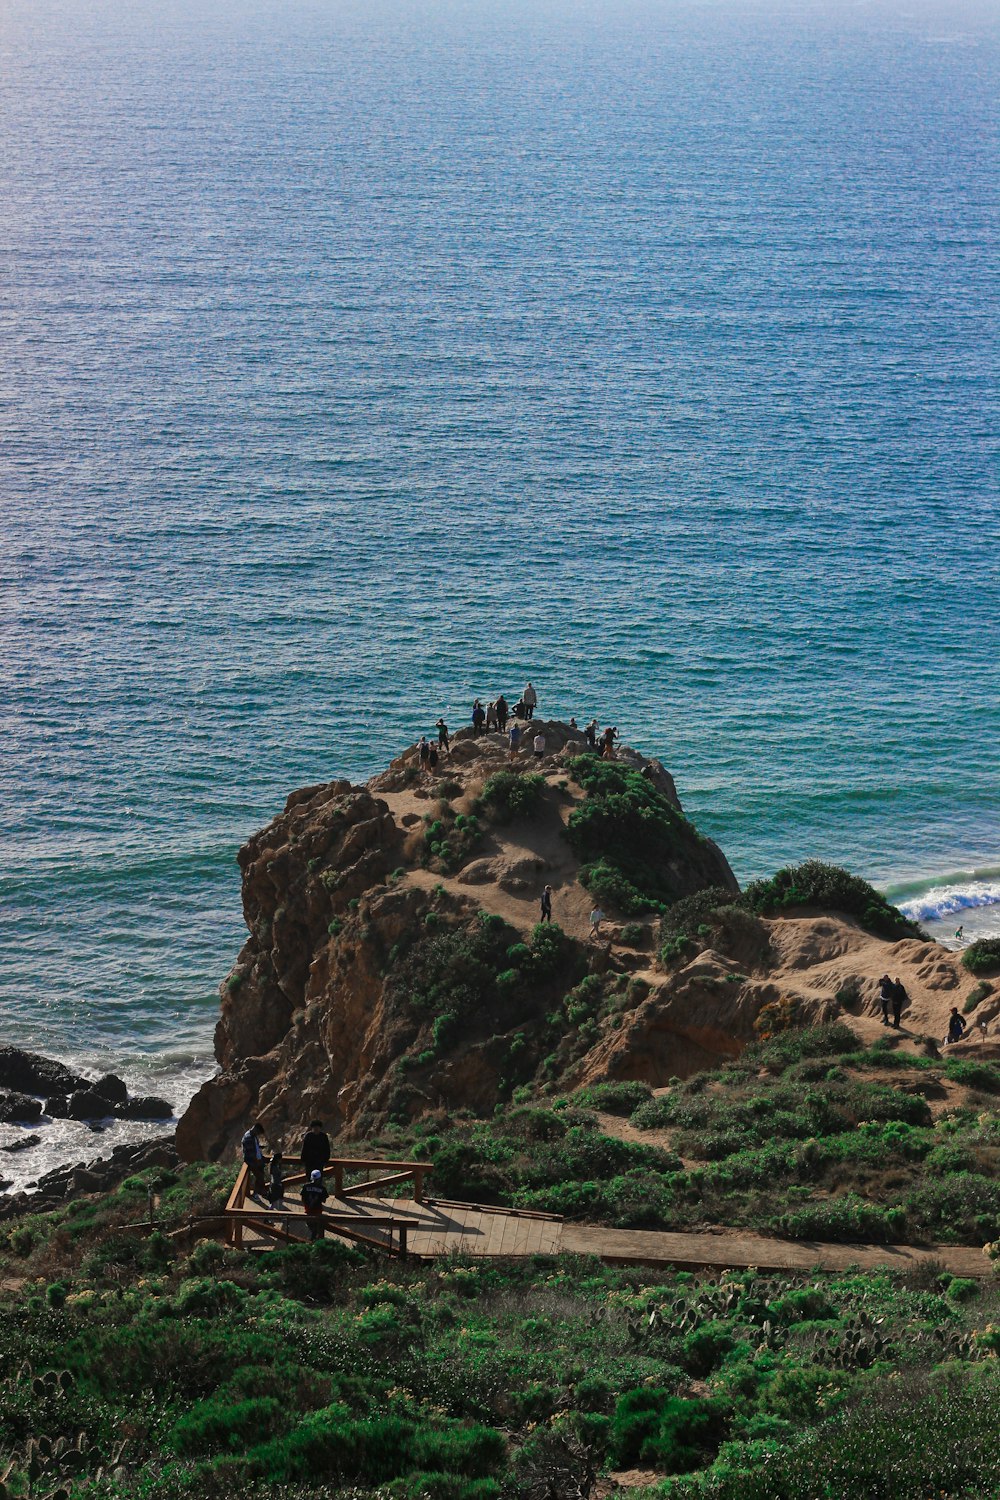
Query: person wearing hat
[{"left": 301, "top": 1169, "right": 329, "bottom": 1241}]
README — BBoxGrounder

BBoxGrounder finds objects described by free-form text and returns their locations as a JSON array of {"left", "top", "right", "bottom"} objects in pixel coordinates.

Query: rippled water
[{"left": 1, "top": 0, "right": 999, "bottom": 1146}]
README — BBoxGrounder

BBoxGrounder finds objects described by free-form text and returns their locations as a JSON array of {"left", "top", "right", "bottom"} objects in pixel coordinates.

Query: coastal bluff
[{"left": 177, "top": 724, "right": 982, "bottom": 1164}]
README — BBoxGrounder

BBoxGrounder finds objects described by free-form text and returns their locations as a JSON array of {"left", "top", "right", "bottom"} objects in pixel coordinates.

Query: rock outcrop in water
[{"left": 177, "top": 723, "right": 986, "bottom": 1165}]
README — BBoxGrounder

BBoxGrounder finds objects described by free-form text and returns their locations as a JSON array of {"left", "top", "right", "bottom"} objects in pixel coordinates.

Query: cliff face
[{"left": 176, "top": 724, "right": 973, "bottom": 1165}]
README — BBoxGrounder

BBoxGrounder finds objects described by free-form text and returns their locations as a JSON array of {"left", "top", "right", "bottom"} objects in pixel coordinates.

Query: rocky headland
[{"left": 176, "top": 722, "right": 994, "bottom": 1164}]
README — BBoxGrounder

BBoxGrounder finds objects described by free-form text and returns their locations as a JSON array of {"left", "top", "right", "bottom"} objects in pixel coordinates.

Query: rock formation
[{"left": 177, "top": 723, "right": 983, "bottom": 1165}]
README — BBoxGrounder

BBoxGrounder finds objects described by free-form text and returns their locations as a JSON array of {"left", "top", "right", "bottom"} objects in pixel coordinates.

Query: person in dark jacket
[
  {"left": 540, "top": 885, "right": 553, "bottom": 923},
  {"left": 301, "top": 1170, "right": 329, "bottom": 1241},
  {"left": 267, "top": 1151, "right": 285, "bottom": 1206},
  {"left": 300, "top": 1120, "right": 331, "bottom": 1178},
  {"left": 495, "top": 696, "right": 509, "bottom": 733},
  {"left": 891, "top": 978, "right": 908, "bottom": 1029},
  {"left": 877, "top": 974, "right": 893, "bottom": 1026}
]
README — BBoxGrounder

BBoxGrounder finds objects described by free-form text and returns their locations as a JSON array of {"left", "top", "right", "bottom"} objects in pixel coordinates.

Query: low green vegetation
[
  {"left": 564, "top": 758, "right": 703, "bottom": 914},
  {"left": 2, "top": 1162, "right": 1000, "bottom": 1500},
  {"left": 478, "top": 770, "right": 547, "bottom": 823},
  {"left": 962, "top": 937, "right": 1000, "bottom": 977},
  {"left": 741, "top": 860, "right": 921, "bottom": 940}
]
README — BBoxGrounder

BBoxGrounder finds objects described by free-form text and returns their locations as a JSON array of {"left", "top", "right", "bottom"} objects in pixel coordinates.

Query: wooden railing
[{"left": 225, "top": 1156, "right": 433, "bottom": 1256}]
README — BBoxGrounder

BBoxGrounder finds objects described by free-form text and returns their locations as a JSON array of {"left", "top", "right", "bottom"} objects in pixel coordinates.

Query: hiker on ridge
[
  {"left": 891, "top": 978, "right": 908, "bottom": 1029},
  {"left": 877, "top": 974, "right": 893, "bottom": 1026}
]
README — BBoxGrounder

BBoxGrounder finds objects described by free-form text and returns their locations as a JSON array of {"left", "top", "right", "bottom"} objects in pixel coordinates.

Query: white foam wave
[{"left": 898, "top": 879, "right": 1000, "bottom": 925}]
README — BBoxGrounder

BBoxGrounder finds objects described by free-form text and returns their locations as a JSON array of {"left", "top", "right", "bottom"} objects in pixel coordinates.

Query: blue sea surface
[{"left": 1, "top": 0, "right": 998, "bottom": 1115}]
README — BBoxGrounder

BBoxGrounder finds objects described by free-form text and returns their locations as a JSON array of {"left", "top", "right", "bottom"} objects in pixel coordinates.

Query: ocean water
[{"left": 1, "top": 0, "right": 999, "bottom": 1178}]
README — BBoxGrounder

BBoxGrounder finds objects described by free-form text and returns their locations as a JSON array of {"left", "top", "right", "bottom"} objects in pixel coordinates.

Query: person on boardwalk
[
  {"left": 540, "top": 885, "right": 553, "bottom": 923},
  {"left": 418, "top": 735, "right": 431, "bottom": 775},
  {"left": 300, "top": 1119, "right": 331, "bottom": 1178},
  {"left": 878, "top": 974, "right": 894, "bottom": 1026},
  {"left": 267, "top": 1150, "right": 285, "bottom": 1206},
  {"left": 891, "top": 978, "right": 908, "bottom": 1029},
  {"left": 508, "top": 723, "right": 521, "bottom": 762},
  {"left": 472, "top": 700, "right": 486, "bottom": 734},
  {"left": 523, "top": 682, "right": 537, "bottom": 720},
  {"left": 532, "top": 732, "right": 546, "bottom": 760},
  {"left": 602, "top": 726, "right": 618, "bottom": 759},
  {"left": 241, "top": 1122, "right": 267, "bottom": 1198},
  {"left": 947, "top": 1007, "right": 967, "bottom": 1045},
  {"left": 590, "top": 906, "right": 605, "bottom": 940},
  {"left": 436, "top": 718, "right": 450, "bottom": 753},
  {"left": 301, "top": 1169, "right": 329, "bottom": 1242},
  {"left": 496, "top": 695, "right": 508, "bottom": 732},
  {"left": 585, "top": 719, "right": 598, "bottom": 751}
]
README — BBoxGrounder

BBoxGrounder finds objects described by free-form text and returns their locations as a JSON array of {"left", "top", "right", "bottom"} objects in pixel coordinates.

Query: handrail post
[
  {"left": 333, "top": 1162, "right": 343, "bottom": 1197},
  {"left": 399, "top": 1224, "right": 408, "bottom": 1260},
  {"left": 413, "top": 1167, "right": 423, "bottom": 1204}
]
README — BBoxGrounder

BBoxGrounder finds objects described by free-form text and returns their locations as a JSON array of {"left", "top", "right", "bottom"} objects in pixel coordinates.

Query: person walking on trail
[
  {"left": 523, "top": 682, "right": 537, "bottom": 720},
  {"left": 267, "top": 1150, "right": 285, "bottom": 1206},
  {"left": 891, "top": 978, "right": 908, "bottom": 1029},
  {"left": 877, "top": 974, "right": 893, "bottom": 1026},
  {"left": 947, "top": 1007, "right": 967, "bottom": 1045},
  {"left": 540, "top": 885, "right": 553, "bottom": 923},
  {"left": 496, "top": 696, "right": 509, "bottom": 733},
  {"left": 300, "top": 1120, "right": 331, "bottom": 1178},
  {"left": 301, "top": 1169, "right": 329, "bottom": 1241},
  {"left": 418, "top": 735, "right": 431, "bottom": 775},
  {"left": 590, "top": 906, "right": 605, "bottom": 940},
  {"left": 241, "top": 1122, "right": 267, "bottom": 1198},
  {"left": 508, "top": 723, "right": 521, "bottom": 762},
  {"left": 436, "top": 718, "right": 450, "bottom": 754},
  {"left": 472, "top": 700, "right": 486, "bottom": 734},
  {"left": 533, "top": 732, "right": 546, "bottom": 759}
]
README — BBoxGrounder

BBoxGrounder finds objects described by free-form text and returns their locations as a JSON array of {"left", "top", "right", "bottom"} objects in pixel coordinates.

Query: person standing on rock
[
  {"left": 300, "top": 1119, "right": 332, "bottom": 1178},
  {"left": 496, "top": 695, "right": 509, "bottom": 732},
  {"left": 241, "top": 1122, "right": 267, "bottom": 1198},
  {"left": 602, "top": 726, "right": 618, "bottom": 759},
  {"left": 891, "top": 978, "right": 908, "bottom": 1029},
  {"left": 436, "top": 718, "right": 450, "bottom": 754},
  {"left": 590, "top": 906, "right": 605, "bottom": 940},
  {"left": 486, "top": 701, "right": 498, "bottom": 731},
  {"left": 301, "top": 1169, "right": 329, "bottom": 1241},
  {"left": 523, "top": 682, "right": 537, "bottom": 720},
  {"left": 585, "top": 719, "right": 598, "bottom": 751},
  {"left": 418, "top": 736, "right": 431, "bottom": 775},
  {"left": 532, "top": 732, "right": 546, "bottom": 760},
  {"left": 508, "top": 723, "right": 521, "bottom": 762},
  {"left": 428, "top": 743, "right": 439, "bottom": 775},
  {"left": 540, "top": 885, "right": 553, "bottom": 923},
  {"left": 877, "top": 974, "right": 893, "bottom": 1026},
  {"left": 472, "top": 700, "right": 486, "bottom": 734}
]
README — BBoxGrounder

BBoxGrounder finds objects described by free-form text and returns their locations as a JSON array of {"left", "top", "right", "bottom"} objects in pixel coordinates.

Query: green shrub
[
  {"left": 943, "top": 1058, "right": 1000, "bottom": 1094},
  {"left": 962, "top": 938, "right": 1000, "bottom": 976},
  {"left": 964, "top": 980, "right": 993, "bottom": 1013},
  {"left": 610, "top": 1388, "right": 727, "bottom": 1472},
  {"left": 743, "top": 861, "right": 921, "bottom": 940},
  {"left": 571, "top": 1080, "right": 654, "bottom": 1116},
  {"left": 565, "top": 757, "right": 709, "bottom": 912},
  {"left": 171, "top": 1396, "right": 287, "bottom": 1455},
  {"left": 479, "top": 771, "right": 547, "bottom": 823}
]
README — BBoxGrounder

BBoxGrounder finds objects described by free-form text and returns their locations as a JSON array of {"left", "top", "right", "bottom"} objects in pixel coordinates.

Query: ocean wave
[{"left": 896, "top": 877, "right": 1000, "bottom": 925}]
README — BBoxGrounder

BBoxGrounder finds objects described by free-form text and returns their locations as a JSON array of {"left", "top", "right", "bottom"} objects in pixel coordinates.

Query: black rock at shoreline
[{"left": 0, "top": 1046, "right": 173, "bottom": 1126}]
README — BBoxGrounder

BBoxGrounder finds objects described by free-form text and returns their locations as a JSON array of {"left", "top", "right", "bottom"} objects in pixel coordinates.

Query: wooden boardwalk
[{"left": 226, "top": 1159, "right": 991, "bottom": 1276}]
